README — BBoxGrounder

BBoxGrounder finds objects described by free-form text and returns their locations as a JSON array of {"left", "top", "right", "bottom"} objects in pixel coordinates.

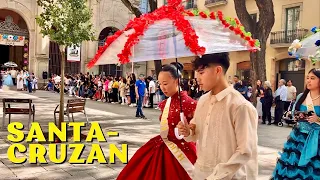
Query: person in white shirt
[
  {"left": 147, "top": 76, "right": 156, "bottom": 108},
  {"left": 54, "top": 75, "right": 61, "bottom": 84},
  {"left": 273, "top": 79, "right": 288, "bottom": 125},
  {"left": 285, "top": 80, "right": 297, "bottom": 110},
  {"left": 177, "top": 53, "right": 258, "bottom": 180}
]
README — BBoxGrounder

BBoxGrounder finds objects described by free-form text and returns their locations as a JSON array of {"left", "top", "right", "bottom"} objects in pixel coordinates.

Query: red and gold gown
[{"left": 117, "top": 91, "right": 197, "bottom": 180}]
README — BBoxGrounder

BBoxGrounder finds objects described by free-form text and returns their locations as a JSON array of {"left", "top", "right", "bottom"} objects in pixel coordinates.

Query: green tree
[
  {"left": 36, "top": 0, "right": 95, "bottom": 130},
  {"left": 233, "top": 0, "right": 275, "bottom": 104}
]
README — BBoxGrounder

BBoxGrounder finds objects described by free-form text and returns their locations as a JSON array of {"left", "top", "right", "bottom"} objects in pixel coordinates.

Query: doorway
[
  {"left": 0, "top": 45, "right": 9, "bottom": 66},
  {"left": 0, "top": 11, "right": 29, "bottom": 70},
  {"left": 278, "top": 58, "right": 306, "bottom": 94}
]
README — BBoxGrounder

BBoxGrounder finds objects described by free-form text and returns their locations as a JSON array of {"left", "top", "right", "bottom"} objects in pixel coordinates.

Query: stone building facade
[{"left": 0, "top": 0, "right": 147, "bottom": 79}]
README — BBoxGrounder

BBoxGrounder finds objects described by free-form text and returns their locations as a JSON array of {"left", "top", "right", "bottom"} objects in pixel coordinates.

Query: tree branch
[
  {"left": 120, "top": 0, "right": 143, "bottom": 17},
  {"left": 148, "top": 0, "right": 157, "bottom": 12},
  {"left": 233, "top": 0, "right": 255, "bottom": 33},
  {"left": 256, "top": 0, "right": 275, "bottom": 40}
]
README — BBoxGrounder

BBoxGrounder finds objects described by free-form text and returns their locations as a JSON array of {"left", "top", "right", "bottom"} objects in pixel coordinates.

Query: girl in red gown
[{"left": 117, "top": 62, "right": 197, "bottom": 180}]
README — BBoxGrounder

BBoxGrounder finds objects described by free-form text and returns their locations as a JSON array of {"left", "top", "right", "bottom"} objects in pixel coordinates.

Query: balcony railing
[
  {"left": 205, "top": 0, "right": 227, "bottom": 7},
  {"left": 270, "top": 29, "right": 309, "bottom": 46}
]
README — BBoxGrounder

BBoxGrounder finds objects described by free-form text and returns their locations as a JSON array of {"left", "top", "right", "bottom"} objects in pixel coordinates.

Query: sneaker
[
  {"left": 135, "top": 115, "right": 141, "bottom": 118},
  {"left": 141, "top": 115, "right": 147, "bottom": 119}
]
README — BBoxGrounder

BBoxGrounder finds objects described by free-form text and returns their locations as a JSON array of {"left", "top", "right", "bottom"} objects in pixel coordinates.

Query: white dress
[
  {"left": 256, "top": 97, "right": 263, "bottom": 117},
  {"left": 32, "top": 78, "right": 38, "bottom": 89},
  {"left": 17, "top": 74, "right": 24, "bottom": 90}
]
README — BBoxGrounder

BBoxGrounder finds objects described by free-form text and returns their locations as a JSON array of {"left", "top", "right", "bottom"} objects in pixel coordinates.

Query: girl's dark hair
[
  {"left": 295, "top": 68, "right": 320, "bottom": 110},
  {"left": 123, "top": 78, "right": 127, "bottom": 84},
  {"left": 131, "top": 73, "right": 136, "bottom": 82},
  {"left": 160, "top": 62, "right": 184, "bottom": 79}
]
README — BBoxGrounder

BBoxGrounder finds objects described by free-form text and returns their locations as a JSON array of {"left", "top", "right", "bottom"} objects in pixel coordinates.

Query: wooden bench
[
  {"left": 54, "top": 99, "right": 89, "bottom": 125},
  {"left": 2, "top": 98, "right": 35, "bottom": 129}
]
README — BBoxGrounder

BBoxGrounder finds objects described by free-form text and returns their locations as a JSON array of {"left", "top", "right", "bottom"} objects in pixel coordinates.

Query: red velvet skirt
[{"left": 117, "top": 135, "right": 196, "bottom": 180}]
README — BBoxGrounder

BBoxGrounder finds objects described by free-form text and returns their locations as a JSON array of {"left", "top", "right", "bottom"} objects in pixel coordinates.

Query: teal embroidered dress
[{"left": 272, "top": 105, "right": 320, "bottom": 179}]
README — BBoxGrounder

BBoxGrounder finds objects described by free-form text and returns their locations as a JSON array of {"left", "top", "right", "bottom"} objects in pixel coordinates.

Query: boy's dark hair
[
  {"left": 147, "top": 76, "right": 153, "bottom": 81},
  {"left": 234, "top": 75, "right": 239, "bottom": 79},
  {"left": 192, "top": 53, "right": 230, "bottom": 73}
]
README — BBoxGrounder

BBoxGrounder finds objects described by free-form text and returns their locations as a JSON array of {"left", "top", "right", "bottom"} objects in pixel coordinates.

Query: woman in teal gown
[
  {"left": 3, "top": 71, "right": 13, "bottom": 86},
  {"left": 272, "top": 68, "right": 320, "bottom": 180}
]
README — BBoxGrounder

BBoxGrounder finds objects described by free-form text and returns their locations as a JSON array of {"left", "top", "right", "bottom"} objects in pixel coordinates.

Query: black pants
[
  {"left": 274, "top": 101, "right": 285, "bottom": 124},
  {"left": 149, "top": 93, "right": 155, "bottom": 108},
  {"left": 105, "top": 91, "right": 112, "bottom": 102},
  {"left": 12, "top": 78, "right": 16, "bottom": 85},
  {"left": 284, "top": 101, "right": 292, "bottom": 111},
  {"left": 262, "top": 103, "right": 272, "bottom": 123},
  {"left": 112, "top": 88, "right": 118, "bottom": 102}
]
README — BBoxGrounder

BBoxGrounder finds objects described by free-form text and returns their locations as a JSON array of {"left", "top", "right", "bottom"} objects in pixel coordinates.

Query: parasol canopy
[
  {"left": 2, "top": 61, "right": 18, "bottom": 68},
  {"left": 87, "top": 2, "right": 260, "bottom": 68},
  {"left": 87, "top": 0, "right": 261, "bottom": 140},
  {"left": 288, "top": 27, "right": 320, "bottom": 64}
]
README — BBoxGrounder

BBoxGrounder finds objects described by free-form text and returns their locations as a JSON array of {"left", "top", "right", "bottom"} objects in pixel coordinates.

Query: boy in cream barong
[{"left": 177, "top": 53, "right": 259, "bottom": 180}]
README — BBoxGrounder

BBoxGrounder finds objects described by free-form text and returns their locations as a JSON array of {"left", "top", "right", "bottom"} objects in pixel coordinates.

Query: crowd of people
[
  {"left": 232, "top": 75, "right": 300, "bottom": 126},
  {"left": 43, "top": 72, "right": 208, "bottom": 113},
  {"left": 0, "top": 68, "right": 38, "bottom": 92}
]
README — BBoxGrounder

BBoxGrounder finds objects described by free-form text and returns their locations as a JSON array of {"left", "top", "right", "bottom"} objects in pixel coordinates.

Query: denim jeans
[
  {"left": 27, "top": 83, "right": 32, "bottom": 93},
  {"left": 136, "top": 95, "right": 144, "bottom": 117}
]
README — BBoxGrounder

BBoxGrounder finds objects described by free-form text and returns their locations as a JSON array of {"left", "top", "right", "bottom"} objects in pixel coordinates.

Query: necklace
[{"left": 312, "top": 95, "right": 320, "bottom": 101}]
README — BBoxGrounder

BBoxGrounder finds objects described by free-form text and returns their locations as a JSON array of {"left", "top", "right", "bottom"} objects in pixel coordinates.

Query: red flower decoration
[
  {"left": 186, "top": 11, "right": 194, "bottom": 16},
  {"left": 209, "top": 12, "right": 216, "bottom": 19},
  {"left": 235, "top": 18, "right": 240, "bottom": 25},
  {"left": 199, "top": 12, "right": 207, "bottom": 18},
  {"left": 87, "top": 1, "right": 260, "bottom": 68},
  {"left": 87, "top": 30, "right": 123, "bottom": 68},
  {"left": 234, "top": 27, "right": 241, "bottom": 35},
  {"left": 249, "top": 40, "right": 255, "bottom": 47}
]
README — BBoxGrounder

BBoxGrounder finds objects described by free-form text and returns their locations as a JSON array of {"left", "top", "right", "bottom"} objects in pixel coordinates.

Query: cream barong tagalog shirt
[{"left": 185, "top": 86, "right": 258, "bottom": 180}]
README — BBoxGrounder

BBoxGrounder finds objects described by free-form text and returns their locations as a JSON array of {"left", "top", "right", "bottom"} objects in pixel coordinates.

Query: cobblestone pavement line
[{"left": 0, "top": 90, "right": 280, "bottom": 179}]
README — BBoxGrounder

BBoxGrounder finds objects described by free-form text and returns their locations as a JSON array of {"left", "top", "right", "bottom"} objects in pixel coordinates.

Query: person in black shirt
[
  {"left": 129, "top": 73, "right": 136, "bottom": 105},
  {"left": 261, "top": 81, "right": 273, "bottom": 125}
]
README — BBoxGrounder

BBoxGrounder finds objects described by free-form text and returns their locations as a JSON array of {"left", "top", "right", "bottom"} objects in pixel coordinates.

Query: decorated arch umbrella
[
  {"left": 87, "top": 0, "right": 260, "bottom": 139},
  {"left": 3, "top": 61, "right": 18, "bottom": 68},
  {"left": 288, "top": 27, "right": 320, "bottom": 64}
]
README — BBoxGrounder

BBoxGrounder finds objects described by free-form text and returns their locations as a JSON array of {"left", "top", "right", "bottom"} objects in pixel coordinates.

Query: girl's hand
[{"left": 307, "top": 113, "right": 320, "bottom": 123}]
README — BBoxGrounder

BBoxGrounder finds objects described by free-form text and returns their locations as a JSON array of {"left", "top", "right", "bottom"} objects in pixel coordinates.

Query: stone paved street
[{"left": 0, "top": 90, "right": 293, "bottom": 180}]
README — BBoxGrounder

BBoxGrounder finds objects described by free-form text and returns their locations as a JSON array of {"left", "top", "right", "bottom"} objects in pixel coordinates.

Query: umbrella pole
[
  {"left": 172, "top": 22, "right": 185, "bottom": 140},
  {"left": 176, "top": 57, "right": 183, "bottom": 113}
]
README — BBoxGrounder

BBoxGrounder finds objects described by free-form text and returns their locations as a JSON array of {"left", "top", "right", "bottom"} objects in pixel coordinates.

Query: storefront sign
[
  {"left": 183, "top": 63, "right": 193, "bottom": 71},
  {"left": 67, "top": 45, "right": 81, "bottom": 62},
  {"left": 237, "top": 61, "right": 251, "bottom": 70}
]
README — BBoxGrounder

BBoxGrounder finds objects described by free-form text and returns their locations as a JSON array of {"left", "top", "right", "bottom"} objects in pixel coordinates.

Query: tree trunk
[
  {"left": 154, "top": 60, "right": 162, "bottom": 77},
  {"left": 120, "top": 0, "right": 142, "bottom": 17},
  {"left": 233, "top": 0, "right": 274, "bottom": 105},
  {"left": 58, "top": 45, "right": 65, "bottom": 131}
]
